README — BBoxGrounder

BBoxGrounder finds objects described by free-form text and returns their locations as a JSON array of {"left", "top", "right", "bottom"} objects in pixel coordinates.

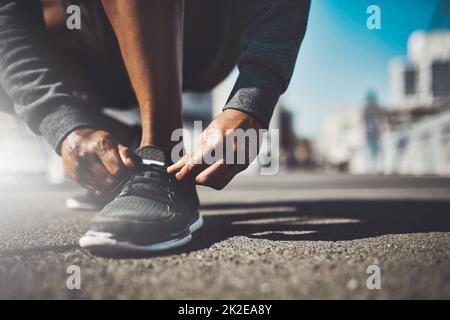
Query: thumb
[
  {"left": 167, "top": 158, "right": 186, "bottom": 174},
  {"left": 118, "top": 144, "right": 135, "bottom": 169}
]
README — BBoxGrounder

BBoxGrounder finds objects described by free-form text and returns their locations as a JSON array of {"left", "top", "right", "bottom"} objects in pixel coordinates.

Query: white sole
[
  {"left": 79, "top": 214, "right": 203, "bottom": 253},
  {"left": 66, "top": 198, "right": 98, "bottom": 211}
]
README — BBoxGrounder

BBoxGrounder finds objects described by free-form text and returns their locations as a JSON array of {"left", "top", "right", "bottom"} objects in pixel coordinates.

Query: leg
[
  {"left": 101, "top": 0, "right": 184, "bottom": 151},
  {"left": 80, "top": 1, "right": 204, "bottom": 254}
]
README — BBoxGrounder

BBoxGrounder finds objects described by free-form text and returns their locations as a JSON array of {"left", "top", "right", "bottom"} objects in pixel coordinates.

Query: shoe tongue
[{"left": 134, "top": 146, "right": 171, "bottom": 165}]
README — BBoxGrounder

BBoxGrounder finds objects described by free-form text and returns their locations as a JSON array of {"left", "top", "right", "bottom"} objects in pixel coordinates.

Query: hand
[
  {"left": 61, "top": 128, "right": 135, "bottom": 197},
  {"left": 167, "top": 109, "right": 263, "bottom": 190}
]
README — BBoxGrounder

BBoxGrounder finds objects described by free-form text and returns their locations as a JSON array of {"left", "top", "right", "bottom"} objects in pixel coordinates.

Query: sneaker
[
  {"left": 79, "top": 146, "right": 203, "bottom": 253},
  {"left": 66, "top": 192, "right": 110, "bottom": 211}
]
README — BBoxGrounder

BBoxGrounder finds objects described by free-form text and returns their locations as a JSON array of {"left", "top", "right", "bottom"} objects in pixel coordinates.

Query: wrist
[
  {"left": 221, "top": 108, "right": 264, "bottom": 130},
  {"left": 62, "top": 127, "right": 96, "bottom": 151}
]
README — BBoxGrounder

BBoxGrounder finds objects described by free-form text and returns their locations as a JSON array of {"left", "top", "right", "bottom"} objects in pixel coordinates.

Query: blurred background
[{"left": 1, "top": 0, "right": 450, "bottom": 186}]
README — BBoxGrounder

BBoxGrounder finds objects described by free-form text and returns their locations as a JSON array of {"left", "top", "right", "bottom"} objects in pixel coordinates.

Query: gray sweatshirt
[{"left": 0, "top": 0, "right": 310, "bottom": 153}]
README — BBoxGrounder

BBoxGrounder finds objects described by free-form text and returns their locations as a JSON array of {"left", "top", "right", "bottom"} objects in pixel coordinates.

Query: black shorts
[
  {"left": 62, "top": 0, "right": 243, "bottom": 109},
  {"left": 0, "top": 0, "right": 243, "bottom": 115}
]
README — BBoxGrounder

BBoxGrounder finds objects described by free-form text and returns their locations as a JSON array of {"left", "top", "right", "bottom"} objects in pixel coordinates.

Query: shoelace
[{"left": 119, "top": 163, "right": 176, "bottom": 206}]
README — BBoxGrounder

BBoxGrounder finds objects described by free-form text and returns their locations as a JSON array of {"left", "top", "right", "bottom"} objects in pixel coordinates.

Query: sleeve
[
  {"left": 223, "top": 0, "right": 310, "bottom": 128},
  {"left": 0, "top": 0, "right": 95, "bottom": 154}
]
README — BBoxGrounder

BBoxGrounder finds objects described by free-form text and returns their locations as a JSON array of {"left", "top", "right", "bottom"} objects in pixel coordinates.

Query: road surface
[{"left": 0, "top": 172, "right": 449, "bottom": 299}]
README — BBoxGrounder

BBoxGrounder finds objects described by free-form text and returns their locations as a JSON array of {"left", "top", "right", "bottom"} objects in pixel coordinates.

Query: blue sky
[{"left": 284, "top": 0, "right": 440, "bottom": 138}]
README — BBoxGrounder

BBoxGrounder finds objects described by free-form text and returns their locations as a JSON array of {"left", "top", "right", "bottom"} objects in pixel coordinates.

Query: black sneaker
[{"left": 79, "top": 146, "right": 203, "bottom": 253}]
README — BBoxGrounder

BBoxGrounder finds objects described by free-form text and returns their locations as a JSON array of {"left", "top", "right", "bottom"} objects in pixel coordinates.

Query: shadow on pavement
[
  {"left": 197, "top": 199, "right": 450, "bottom": 241},
  {"left": 94, "top": 199, "right": 450, "bottom": 259}
]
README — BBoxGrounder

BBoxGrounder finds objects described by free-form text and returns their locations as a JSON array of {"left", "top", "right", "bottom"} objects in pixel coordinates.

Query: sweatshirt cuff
[
  {"left": 223, "top": 64, "right": 283, "bottom": 128},
  {"left": 38, "top": 105, "right": 96, "bottom": 155}
]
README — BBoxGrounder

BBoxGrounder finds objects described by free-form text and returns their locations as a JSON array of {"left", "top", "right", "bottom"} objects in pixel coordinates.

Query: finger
[
  {"left": 195, "top": 159, "right": 226, "bottom": 187},
  {"left": 78, "top": 181, "right": 101, "bottom": 196},
  {"left": 176, "top": 160, "right": 209, "bottom": 181},
  {"left": 77, "top": 179, "right": 97, "bottom": 194},
  {"left": 118, "top": 144, "right": 135, "bottom": 169},
  {"left": 167, "top": 157, "right": 187, "bottom": 174},
  {"left": 87, "top": 157, "right": 117, "bottom": 192},
  {"left": 175, "top": 144, "right": 215, "bottom": 181},
  {"left": 77, "top": 168, "right": 106, "bottom": 195},
  {"left": 173, "top": 151, "right": 197, "bottom": 180},
  {"left": 98, "top": 146, "right": 125, "bottom": 176}
]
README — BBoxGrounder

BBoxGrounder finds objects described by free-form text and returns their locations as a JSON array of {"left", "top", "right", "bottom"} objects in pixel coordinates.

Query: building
[
  {"left": 320, "top": 108, "right": 364, "bottom": 172},
  {"left": 389, "top": 31, "right": 450, "bottom": 108},
  {"left": 381, "top": 21, "right": 450, "bottom": 175}
]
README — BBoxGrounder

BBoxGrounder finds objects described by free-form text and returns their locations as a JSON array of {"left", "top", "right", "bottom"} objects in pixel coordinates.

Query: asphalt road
[{"left": 0, "top": 172, "right": 449, "bottom": 299}]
